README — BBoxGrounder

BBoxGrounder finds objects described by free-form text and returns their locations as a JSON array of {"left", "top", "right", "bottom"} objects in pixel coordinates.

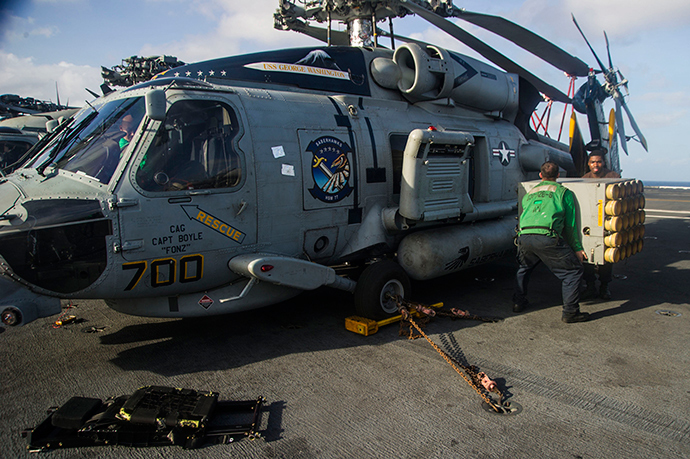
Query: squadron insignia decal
[
  {"left": 307, "top": 136, "right": 353, "bottom": 203},
  {"left": 492, "top": 141, "right": 516, "bottom": 166}
]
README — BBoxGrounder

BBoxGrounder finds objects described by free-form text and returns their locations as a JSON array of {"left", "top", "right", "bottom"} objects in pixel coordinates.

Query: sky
[{"left": 1, "top": 0, "right": 689, "bottom": 181}]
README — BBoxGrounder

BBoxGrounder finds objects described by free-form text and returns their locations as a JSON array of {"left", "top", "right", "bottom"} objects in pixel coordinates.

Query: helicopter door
[{"left": 113, "top": 97, "right": 256, "bottom": 294}]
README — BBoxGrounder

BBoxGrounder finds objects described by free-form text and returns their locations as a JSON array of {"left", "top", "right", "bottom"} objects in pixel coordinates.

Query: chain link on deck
[{"left": 391, "top": 295, "right": 508, "bottom": 413}]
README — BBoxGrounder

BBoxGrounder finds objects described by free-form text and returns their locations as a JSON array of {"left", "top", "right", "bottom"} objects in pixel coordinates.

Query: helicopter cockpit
[
  {"left": 134, "top": 99, "right": 242, "bottom": 192},
  {"left": 26, "top": 96, "right": 145, "bottom": 185}
]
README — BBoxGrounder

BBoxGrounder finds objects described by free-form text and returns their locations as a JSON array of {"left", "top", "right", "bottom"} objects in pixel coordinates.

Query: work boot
[
  {"left": 512, "top": 299, "right": 530, "bottom": 313},
  {"left": 581, "top": 282, "right": 598, "bottom": 301},
  {"left": 599, "top": 283, "right": 611, "bottom": 300},
  {"left": 562, "top": 311, "right": 590, "bottom": 323},
  {"left": 512, "top": 294, "right": 529, "bottom": 313}
]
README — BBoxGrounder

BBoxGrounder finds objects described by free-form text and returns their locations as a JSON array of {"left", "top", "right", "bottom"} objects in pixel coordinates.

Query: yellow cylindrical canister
[
  {"left": 606, "top": 183, "right": 621, "bottom": 200},
  {"left": 626, "top": 181, "right": 635, "bottom": 196},
  {"left": 605, "top": 200, "right": 622, "bottom": 216},
  {"left": 632, "top": 225, "right": 641, "bottom": 241},
  {"left": 605, "top": 247, "right": 620, "bottom": 263},
  {"left": 605, "top": 217, "right": 623, "bottom": 232},
  {"left": 605, "top": 233, "right": 623, "bottom": 248},
  {"left": 633, "top": 211, "right": 640, "bottom": 226},
  {"left": 625, "top": 213, "right": 634, "bottom": 229},
  {"left": 620, "top": 199, "right": 628, "bottom": 214}
]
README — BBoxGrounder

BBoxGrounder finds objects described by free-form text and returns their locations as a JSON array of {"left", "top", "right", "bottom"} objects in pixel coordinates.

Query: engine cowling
[{"left": 371, "top": 43, "right": 519, "bottom": 119}]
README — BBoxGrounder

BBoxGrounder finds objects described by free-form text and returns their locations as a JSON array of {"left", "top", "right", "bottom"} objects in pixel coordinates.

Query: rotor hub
[{"left": 276, "top": 0, "right": 414, "bottom": 47}]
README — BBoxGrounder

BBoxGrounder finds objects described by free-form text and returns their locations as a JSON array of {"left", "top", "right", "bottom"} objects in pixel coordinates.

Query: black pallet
[{"left": 24, "top": 386, "right": 264, "bottom": 451}]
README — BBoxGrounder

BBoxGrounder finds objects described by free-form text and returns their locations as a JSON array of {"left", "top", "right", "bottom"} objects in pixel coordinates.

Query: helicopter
[
  {"left": 0, "top": 0, "right": 647, "bottom": 327},
  {"left": 0, "top": 90, "right": 79, "bottom": 176}
]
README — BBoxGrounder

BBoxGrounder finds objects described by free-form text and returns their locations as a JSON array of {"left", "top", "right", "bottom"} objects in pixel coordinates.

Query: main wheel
[{"left": 354, "top": 260, "right": 411, "bottom": 320}]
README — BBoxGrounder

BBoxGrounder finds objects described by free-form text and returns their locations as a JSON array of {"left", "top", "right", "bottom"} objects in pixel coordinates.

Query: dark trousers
[
  {"left": 583, "top": 263, "right": 613, "bottom": 285},
  {"left": 514, "top": 234, "right": 583, "bottom": 314}
]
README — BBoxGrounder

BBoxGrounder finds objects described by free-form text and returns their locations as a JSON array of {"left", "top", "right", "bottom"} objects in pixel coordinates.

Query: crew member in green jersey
[{"left": 513, "top": 161, "right": 590, "bottom": 323}]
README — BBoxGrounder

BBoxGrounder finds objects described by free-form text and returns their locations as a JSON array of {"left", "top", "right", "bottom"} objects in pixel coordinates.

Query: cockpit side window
[{"left": 136, "top": 100, "right": 242, "bottom": 192}]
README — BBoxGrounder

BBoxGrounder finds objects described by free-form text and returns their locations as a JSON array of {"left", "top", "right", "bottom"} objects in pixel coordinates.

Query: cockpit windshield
[{"left": 27, "top": 97, "right": 145, "bottom": 184}]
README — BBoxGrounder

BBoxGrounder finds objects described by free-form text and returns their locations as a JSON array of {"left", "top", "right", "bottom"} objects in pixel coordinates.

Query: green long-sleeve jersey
[{"left": 518, "top": 180, "right": 583, "bottom": 252}]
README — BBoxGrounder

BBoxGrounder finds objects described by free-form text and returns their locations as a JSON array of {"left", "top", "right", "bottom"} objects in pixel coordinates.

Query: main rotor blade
[
  {"left": 618, "top": 94, "right": 648, "bottom": 151},
  {"left": 451, "top": 9, "right": 589, "bottom": 77},
  {"left": 376, "top": 28, "right": 429, "bottom": 47},
  {"left": 604, "top": 30, "right": 613, "bottom": 71},
  {"left": 401, "top": 0, "right": 570, "bottom": 102},
  {"left": 572, "top": 14, "right": 606, "bottom": 73},
  {"left": 291, "top": 22, "right": 350, "bottom": 46},
  {"left": 614, "top": 97, "right": 628, "bottom": 156}
]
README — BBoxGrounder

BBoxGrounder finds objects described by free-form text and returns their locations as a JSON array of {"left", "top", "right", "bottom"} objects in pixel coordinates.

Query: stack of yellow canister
[{"left": 603, "top": 180, "right": 645, "bottom": 263}]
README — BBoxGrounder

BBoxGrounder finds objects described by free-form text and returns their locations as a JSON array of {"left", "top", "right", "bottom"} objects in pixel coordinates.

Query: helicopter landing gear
[{"left": 354, "top": 260, "right": 411, "bottom": 320}]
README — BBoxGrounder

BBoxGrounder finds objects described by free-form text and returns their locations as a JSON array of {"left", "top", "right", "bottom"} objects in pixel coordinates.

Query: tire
[{"left": 354, "top": 260, "right": 411, "bottom": 320}]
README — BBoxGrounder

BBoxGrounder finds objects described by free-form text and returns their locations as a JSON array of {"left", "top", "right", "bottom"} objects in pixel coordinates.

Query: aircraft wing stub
[{"left": 229, "top": 254, "right": 356, "bottom": 292}]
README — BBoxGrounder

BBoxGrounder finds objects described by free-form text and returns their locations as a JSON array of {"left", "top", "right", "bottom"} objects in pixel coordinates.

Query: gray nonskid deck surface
[{"left": 2, "top": 188, "right": 688, "bottom": 458}]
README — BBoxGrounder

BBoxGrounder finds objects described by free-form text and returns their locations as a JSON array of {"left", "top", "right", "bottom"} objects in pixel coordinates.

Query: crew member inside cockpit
[{"left": 119, "top": 114, "right": 136, "bottom": 150}]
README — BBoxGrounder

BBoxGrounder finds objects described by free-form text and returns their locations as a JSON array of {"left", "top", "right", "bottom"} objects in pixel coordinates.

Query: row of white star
[{"left": 173, "top": 70, "right": 228, "bottom": 78}]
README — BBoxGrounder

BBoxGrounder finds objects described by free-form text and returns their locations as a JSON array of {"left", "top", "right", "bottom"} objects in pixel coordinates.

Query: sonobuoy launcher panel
[{"left": 518, "top": 178, "right": 645, "bottom": 266}]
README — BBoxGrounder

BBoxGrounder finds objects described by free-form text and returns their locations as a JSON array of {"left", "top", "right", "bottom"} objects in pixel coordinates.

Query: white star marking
[
  {"left": 209, "top": 70, "right": 215, "bottom": 76},
  {"left": 174, "top": 72, "right": 180, "bottom": 77},
  {"left": 221, "top": 70, "right": 227, "bottom": 76},
  {"left": 185, "top": 71, "right": 191, "bottom": 77},
  {"left": 492, "top": 142, "right": 515, "bottom": 165},
  {"left": 197, "top": 70, "right": 203, "bottom": 76},
  {"left": 498, "top": 145, "right": 512, "bottom": 163}
]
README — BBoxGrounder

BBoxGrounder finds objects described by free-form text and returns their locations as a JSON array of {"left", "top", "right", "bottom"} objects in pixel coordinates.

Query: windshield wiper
[
  {"left": 9, "top": 116, "right": 74, "bottom": 175},
  {"left": 36, "top": 110, "right": 98, "bottom": 176}
]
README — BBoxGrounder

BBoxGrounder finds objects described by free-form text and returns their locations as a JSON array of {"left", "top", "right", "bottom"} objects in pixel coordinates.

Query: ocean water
[{"left": 644, "top": 181, "right": 690, "bottom": 189}]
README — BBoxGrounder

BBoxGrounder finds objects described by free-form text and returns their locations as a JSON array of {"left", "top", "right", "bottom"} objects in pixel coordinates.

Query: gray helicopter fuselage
[{"left": 0, "top": 45, "right": 574, "bottom": 325}]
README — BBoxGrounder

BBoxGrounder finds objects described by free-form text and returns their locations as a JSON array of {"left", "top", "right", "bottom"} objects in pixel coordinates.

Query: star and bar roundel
[{"left": 492, "top": 141, "right": 516, "bottom": 166}]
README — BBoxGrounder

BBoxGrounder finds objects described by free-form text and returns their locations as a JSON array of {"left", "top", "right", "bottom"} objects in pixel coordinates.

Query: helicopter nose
[
  {"left": 0, "top": 277, "right": 61, "bottom": 326},
  {"left": 0, "top": 195, "right": 112, "bottom": 295}
]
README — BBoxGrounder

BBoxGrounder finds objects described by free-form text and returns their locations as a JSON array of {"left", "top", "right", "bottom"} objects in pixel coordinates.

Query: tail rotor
[{"left": 572, "top": 15, "right": 648, "bottom": 155}]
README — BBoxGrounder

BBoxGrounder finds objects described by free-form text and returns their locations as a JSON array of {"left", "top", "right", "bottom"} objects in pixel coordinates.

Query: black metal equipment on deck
[{"left": 23, "top": 386, "right": 264, "bottom": 451}]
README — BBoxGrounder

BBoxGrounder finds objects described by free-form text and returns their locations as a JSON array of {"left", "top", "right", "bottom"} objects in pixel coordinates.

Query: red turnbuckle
[{"left": 477, "top": 372, "right": 497, "bottom": 392}]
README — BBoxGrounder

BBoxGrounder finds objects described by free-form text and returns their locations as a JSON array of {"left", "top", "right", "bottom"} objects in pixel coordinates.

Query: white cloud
[
  {"left": 139, "top": 0, "right": 318, "bottom": 63},
  {"left": 0, "top": 52, "right": 101, "bottom": 107}
]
